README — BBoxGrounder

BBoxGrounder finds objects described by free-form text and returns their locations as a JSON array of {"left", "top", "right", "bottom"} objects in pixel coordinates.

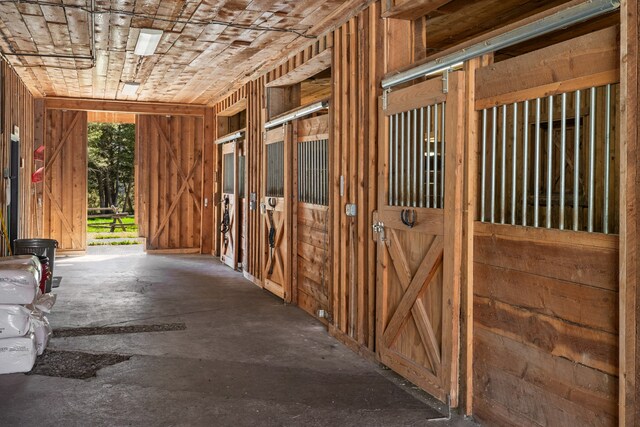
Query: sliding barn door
[
  {"left": 136, "top": 115, "right": 203, "bottom": 252},
  {"left": 220, "top": 139, "right": 240, "bottom": 269},
  {"left": 294, "top": 115, "right": 331, "bottom": 318},
  {"left": 375, "top": 72, "right": 465, "bottom": 405},
  {"left": 261, "top": 125, "right": 291, "bottom": 301},
  {"left": 44, "top": 109, "right": 87, "bottom": 253}
]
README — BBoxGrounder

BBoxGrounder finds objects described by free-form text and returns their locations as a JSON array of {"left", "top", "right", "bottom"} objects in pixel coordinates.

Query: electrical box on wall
[{"left": 345, "top": 204, "right": 357, "bottom": 217}]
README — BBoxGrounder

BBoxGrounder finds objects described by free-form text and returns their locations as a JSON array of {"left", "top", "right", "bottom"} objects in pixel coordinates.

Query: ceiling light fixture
[
  {"left": 134, "top": 29, "right": 163, "bottom": 56},
  {"left": 122, "top": 82, "right": 140, "bottom": 96}
]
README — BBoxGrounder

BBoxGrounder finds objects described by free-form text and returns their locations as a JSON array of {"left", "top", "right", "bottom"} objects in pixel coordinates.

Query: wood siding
[
  {"left": 473, "top": 223, "right": 619, "bottom": 426},
  {"left": 2, "top": 61, "right": 36, "bottom": 248},
  {"left": 43, "top": 109, "right": 87, "bottom": 253},
  {"left": 136, "top": 115, "right": 203, "bottom": 252}
]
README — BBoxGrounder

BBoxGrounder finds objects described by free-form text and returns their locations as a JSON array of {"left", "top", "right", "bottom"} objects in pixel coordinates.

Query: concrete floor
[{"left": 0, "top": 246, "right": 478, "bottom": 426}]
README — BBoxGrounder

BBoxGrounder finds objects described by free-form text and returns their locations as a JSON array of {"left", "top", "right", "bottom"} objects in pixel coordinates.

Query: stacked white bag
[{"left": 0, "top": 255, "right": 55, "bottom": 374}]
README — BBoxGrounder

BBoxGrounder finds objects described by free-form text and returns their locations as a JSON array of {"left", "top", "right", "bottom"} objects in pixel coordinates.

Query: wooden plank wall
[
  {"left": 244, "top": 76, "right": 266, "bottom": 284},
  {"left": 136, "top": 115, "right": 203, "bottom": 252},
  {"left": 473, "top": 223, "right": 619, "bottom": 426},
  {"left": 43, "top": 109, "right": 87, "bottom": 253},
  {"left": 327, "top": 3, "right": 383, "bottom": 351},
  {"left": 2, "top": 60, "right": 35, "bottom": 248}
]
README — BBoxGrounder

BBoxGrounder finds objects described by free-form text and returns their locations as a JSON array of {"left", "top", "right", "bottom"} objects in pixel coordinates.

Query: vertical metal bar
[
  {"left": 426, "top": 105, "right": 432, "bottom": 208},
  {"left": 511, "top": 103, "right": 518, "bottom": 225},
  {"left": 559, "top": 93, "right": 567, "bottom": 230},
  {"left": 546, "top": 95, "right": 553, "bottom": 228},
  {"left": 298, "top": 143, "right": 302, "bottom": 202},
  {"left": 388, "top": 115, "right": 393, "bottom": 205},
  {"left": 501, "top": 104, "right": 507, "bottom": 224},
  {"left": 314, "top": 140, "right": 318, "bottom": 204},
  {"left": 534, "top": 98, "right": 541, "bottom": 227},
  {"left": 393, "top": 114, "right": 399, "bottom": 206},
  {"left": 440, "top": 101, "right": 445, "bottom": 209},
  {"left": 407, "top": 110, "right": 413, "bottom": 207},
  {"left": 490, "top": 106, "right": 497, "bottom": 223},
  {"left": 603, "top": 84, "right": 611, "bottom": 233},
  {"left": 419, "top": 107, "right": 425, "bottom": 208},
  {"left": 434, "top": 103, "right": 439, "bottom": 209},
  {"left": 588, "top": 87, "right": 596, "bottom": 232},
  {"left": 413, "top": 109, "right": 418, "bottom": 207},
  {"left": 573, "top": 90, "right": 581, "bottom": 231},
  {"left": 480, "top": 109, "right": 487, "bottom": 221},
  {"left": 400, "top": 112, "right": 406, "bottom": 207},
  {"left": 522, "top": 100, "right": 529, "bottom": 226}
]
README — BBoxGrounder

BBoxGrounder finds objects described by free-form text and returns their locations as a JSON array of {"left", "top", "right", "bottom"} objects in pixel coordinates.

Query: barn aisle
[{"left": 0, "top": 249, "right": 474, "bottom": 426}]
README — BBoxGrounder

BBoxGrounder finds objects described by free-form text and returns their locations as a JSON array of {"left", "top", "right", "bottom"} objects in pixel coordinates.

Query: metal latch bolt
[{"left": 372, "top": 221, "right": 386, "bottom": 242}]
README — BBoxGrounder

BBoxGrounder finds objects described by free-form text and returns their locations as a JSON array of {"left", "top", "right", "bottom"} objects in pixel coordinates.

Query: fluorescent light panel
[
  {"left": 134, "top": 29, "right": 163, "bottom": 56},
  {"left": 122, "top": 82, "right": 140, "bottom": 96}
]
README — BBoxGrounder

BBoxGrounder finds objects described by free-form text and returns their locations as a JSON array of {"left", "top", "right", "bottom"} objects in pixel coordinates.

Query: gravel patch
[
  {"left": 54, "top": 323, "right": 187, "bottom": 338},
  {"left": 28, "top": 349, "right": 131, "bottom": 379}
]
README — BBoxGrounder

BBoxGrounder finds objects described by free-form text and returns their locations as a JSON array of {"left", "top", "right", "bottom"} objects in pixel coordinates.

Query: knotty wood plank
[
  {"left": 474, "top": 226, "right": 619, "bottom": 291},
  {"left": 474, "top": 326, "right": 618, "bottom": 419},
  {"left": 474, "top": 295, "right": 618, "bottom": 375},
  {"left": 474, "top": 262, "right": 618, "bottom": 334}
]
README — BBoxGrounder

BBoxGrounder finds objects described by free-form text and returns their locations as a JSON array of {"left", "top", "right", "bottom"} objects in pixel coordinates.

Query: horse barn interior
[{"left": 0, "top": 0, "right": 638, "bottom": 425}]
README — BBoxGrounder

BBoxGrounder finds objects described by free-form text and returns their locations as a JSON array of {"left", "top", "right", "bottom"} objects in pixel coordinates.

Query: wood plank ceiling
[
  {"left": 0, "top": 0, "right": 616, "bottom": 105},
  {"left": 0, "top": 0, "right": 371, "bottom": 104}
]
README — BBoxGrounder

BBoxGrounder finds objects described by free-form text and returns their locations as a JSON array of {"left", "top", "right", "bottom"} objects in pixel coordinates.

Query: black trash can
[{"left": 13, "top": 239, "right": 58, "bottom": 292}]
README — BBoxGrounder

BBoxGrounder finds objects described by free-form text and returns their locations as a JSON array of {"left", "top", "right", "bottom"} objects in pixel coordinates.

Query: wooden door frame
[
  {"left": 220, "top": 140, "right": 240, "bottom": 269},
  {"left": 375, "top": 71, "right": 465, "bottom": 406},
  {"left": 292, "top": 114, "right": 332, "bottom": 314},
  {"left": 262, "top": 124, "right": 293, "bottom": 302}
]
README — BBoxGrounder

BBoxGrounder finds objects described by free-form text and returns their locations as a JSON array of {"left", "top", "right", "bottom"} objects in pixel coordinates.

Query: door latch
[{"left": 372, "top": 221, "right": 386, "bottom": 242}]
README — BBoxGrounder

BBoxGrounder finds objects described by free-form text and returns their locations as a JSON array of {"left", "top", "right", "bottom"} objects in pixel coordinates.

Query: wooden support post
[
  {"left": 620, "top": 1, "right": 638, "bottom": 425},
  {"left": 201, "top": 107, "right": 215, "bottom": 255}
]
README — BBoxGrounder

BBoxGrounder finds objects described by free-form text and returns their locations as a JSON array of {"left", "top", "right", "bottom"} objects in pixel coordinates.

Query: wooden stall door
[
  {"left": 294, "top": 115, "right": 331, "bottom": 319},
  {"left": 136, "top": 115, "right": 203, "bottom": 252},
  {"left": 220, "top": 141, "right": 239, "bottom": 269},
  {"left": 44, "top": 110, "right": 87, "bottom": 253},
  {"left": 262, "top": 126, "right": 291, "bottom": 301},
  {"left": 375, "top": 72, "right": 464, "bottom": 405}
]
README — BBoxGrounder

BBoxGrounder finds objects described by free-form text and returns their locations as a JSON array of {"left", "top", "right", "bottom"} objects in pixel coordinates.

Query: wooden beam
[
  {"left": 475, "top": 26, "right": 619, "bottom": 109},
  {"left": 266, "top": 49, "right": 333, "bottom": 88},
  {"left": 44, "top": 97, "right": 206, "bottom": 116},
  {"left": 384, "top": 0, "right": 607, "bottom": 81},
  {"left": 619, "top": 0, "right": 638, "bottom": 425},
  {"left": 87, "top": 111, "right": 136, "bottom": 124},
  {"left": 381, "top": 0, "right": 452, "bottom": 20},
  {"left": 217, "top": 99, "right": 247, "bottom": 117}
]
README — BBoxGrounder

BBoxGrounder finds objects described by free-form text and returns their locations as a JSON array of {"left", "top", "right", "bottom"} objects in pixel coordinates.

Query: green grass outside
[
  {"left": 87, "top": 216, "right": 138, "bottom": 233},
  {"left": 88, "top": 239, "right": 141, "bottom": 246}
]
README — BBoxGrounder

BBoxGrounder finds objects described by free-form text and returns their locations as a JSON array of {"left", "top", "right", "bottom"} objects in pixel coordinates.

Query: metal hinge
[
  {"left": 382, "top": 88, "right": 391, "bottom": 110},
  {"left": 372, "top": 221, "right": 386, "bottom": 242},
  {"left": 442, "top": 68, "right": 449, "bottom": 94}
]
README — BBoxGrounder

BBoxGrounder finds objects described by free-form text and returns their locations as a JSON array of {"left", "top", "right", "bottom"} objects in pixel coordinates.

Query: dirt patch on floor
[
  {"left": 28, "top": 349, "right": 131, "bottom": 379},
  {"left": 54, "top": 323, "right": 187, "bottom": 338}
]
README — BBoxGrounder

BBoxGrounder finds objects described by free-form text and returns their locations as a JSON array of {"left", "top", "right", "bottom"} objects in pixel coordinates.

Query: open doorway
[{"left": 86, "top": 112, "right": 141, "bottom": 248}]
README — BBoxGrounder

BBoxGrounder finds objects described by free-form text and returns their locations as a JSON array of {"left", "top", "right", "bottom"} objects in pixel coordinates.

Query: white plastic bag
[
  {"left": 30, "top": 313, "right": 51, "bottom": 356},
  {"left": 0, "top": 265, "right": 39, "bottom": 304},
  {"left": 28, "top": 291, "right": 57, "bottom": 314},
  {"left": 0, "top": 255, "right": 42, "bottom": 283},
  {"left": 0, "top": 305, "right": 32, "bottom": 338},
  {"left": 0, "top": 333, "right": 37, "bottom": 374}
]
